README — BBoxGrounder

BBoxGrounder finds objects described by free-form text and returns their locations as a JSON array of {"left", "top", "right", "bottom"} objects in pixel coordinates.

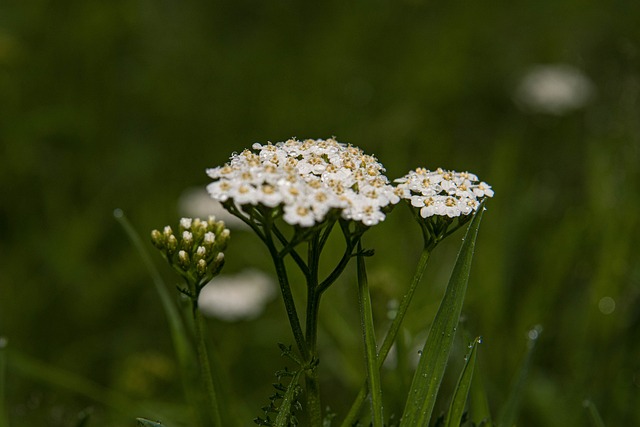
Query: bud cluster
[{"left": 151, "top": 216, "right": 230, "bottom": 286}]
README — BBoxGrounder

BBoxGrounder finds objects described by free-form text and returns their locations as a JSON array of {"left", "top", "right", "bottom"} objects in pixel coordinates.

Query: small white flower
[
  {"left": 283, "top": 202, "right": 317, "bottom": 227},
  {"left": 396, "top": 168, "right": 493, "bottom": 219},
  {"left": 515, "top": 64, "right": 594, "bottom": 115},
  {"left": 198, "top": 269, "right": 276, "bottom": 321},
  {"left": 180, "top": 218, "right": 192, "bottom": 229}
]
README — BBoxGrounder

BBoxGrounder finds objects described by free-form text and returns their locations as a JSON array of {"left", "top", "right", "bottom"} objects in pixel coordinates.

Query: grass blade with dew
[
  {"left": 444, "top": 336, "right": 481, "bottom": 427},
  {"left": 356, "top": 241, "right": 384, "bottom": 426},
  {"left": 137, "top": 418, "right": 167, "bottom": 427},
  {"left": 400, "top": 208, "right": 484, "bottom": 427}
]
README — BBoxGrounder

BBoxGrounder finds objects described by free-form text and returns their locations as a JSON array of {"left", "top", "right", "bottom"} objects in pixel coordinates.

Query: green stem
[
  {"left": 304, "top": 232, "right": 322, "bottom": 426},
  {"left": 0, "top": 337, "right": 8, "bottom": 427},
  {"left": 341, "top": 247, "right": 431, "bottom": 427},
  {"left": 114, "top": 210, "right": 203, "bottom": 426},
  {"left": 192, "top": 304, "right": 224, "bottom": 427},
  {"left": 356, "top": 242, "right": 384, "bottom": 426}
]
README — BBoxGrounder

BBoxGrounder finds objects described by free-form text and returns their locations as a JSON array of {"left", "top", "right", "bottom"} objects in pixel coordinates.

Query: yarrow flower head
[
  {"left": 395, "top": 168, "right": 494, "bottom": 249},
  {"left": 206, "top": 138, "right": 400, "bottom": 227},
  {"left": 151, "top": 217, "right": 230, "bottom": 293}
]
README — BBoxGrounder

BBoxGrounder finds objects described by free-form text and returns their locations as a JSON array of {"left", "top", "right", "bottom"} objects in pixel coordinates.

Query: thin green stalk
[
  {"left": 114, "top": 210, "right": 203, "bottom": 426},
  {"left": 0, "top": 337, "right": 8, "bottom": 427},
  {"left": 341, "top": 248, "right": 431, "bottom": 427},
  {"left": 270, "top": 249, "right": 308, "bottom": 359},
  {"left": 192, "top": 304, "right": 224, "bottom": 427},
  {"left": 304, "top": 232, "right": 323, "bottom": 427},
  {"left": 356, "top": 242, "right": 384, "bottom": 426},
  {"left": 583, "top": 399, "right": 606, "bottom": 427}
]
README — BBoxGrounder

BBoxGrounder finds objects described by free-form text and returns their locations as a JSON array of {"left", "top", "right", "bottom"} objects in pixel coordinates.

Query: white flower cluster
[
  {"left": 206, "top": 138, "right": 401, "bottom": 227},
  {"left": 395, "top": 168, "right": 494, "bottom": 218}
]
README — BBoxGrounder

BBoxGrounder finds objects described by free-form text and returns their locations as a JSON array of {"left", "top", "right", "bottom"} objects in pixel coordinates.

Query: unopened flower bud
[
  {"left": 192, "top": 218, "right": 202, "bottom": 230},
  {"left": 197, "top": 259, "right": 207, "bottom": 276},
  {"left": 195, "top": 246, "right": 206, "bottom": 260},
  {"left": 182, "top": 231, "right": 193, "bottom": 248},
  {"left": 167, "top": 235, "right": 178, "bottom": 254},
  {"left": 216, "top": 229, "right": 231, "bottom": 251},
  {"left": 214, "top": 252, "right": 225, "bottom": 267},
  {"left": 163, "top": 226, "right": 173, "bottom": 237},
  {"left": 150, "top": 229, "right": 164, "bottom": 249},
  {"left": 178, "top": 250, "right": 190, "bottom": 269},
  {"left": 180, "top": 217, "right": 193, "bottom": 230},
  {"left": 203, "top": 231, "right": 215, "bottom": 244}
]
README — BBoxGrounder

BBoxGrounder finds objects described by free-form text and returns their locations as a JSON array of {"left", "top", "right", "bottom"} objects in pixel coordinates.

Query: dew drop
[
  {"left": 478, "top": 336, "right": 483, "bottom": 344},
  {"left": 598, "top": 296, "right": 616, "bottom": 315},
  {"left": 417, "top": 350, "right": 423, "bottom": 356},
  {"left": 113, "top": 208, "right": 124, "bottom": 218}
]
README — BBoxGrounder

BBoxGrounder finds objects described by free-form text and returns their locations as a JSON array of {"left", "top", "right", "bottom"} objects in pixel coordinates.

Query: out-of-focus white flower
[
  {"left": 395, "top": 168, "right": 493, "bottom": 218},
  {"left": 198, "top": 269, "right": 276, "bottom": 321},
  {"left": 206, "top": 138, "right": 400, "bottom": 227},
  {"left": 178, "top": 187, "right": 248, "bottom": 229},
  {"left": 515, "top": 64, "right": 594, "bottom": 115}
]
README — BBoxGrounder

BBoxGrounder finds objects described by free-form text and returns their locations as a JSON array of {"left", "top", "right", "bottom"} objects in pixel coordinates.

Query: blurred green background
[{"left": 1, "top": 0, "right": 639, "bottom": 426}]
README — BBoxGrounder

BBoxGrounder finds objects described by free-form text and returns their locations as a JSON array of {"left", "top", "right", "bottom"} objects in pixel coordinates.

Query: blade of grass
[
  {"left": 497, "top": 325, "right": 542, "bottom": 427},
  {"left": 0, "top": 337, "right": 8, "bottom": 427},
  {"left": 137, "top": 419, "right": 167, "bottom": 427},
  {"left": 400, "top": 208, "right": 484, "bottom": 427},
  {"left": 583, "top": 399, "right": 606, "bottom": 427},
  {"left": 114, "top": 209, "right": 203, "bottom": 426},
  {"left": 356, "top": 241, "right": 384, "bottom": 426},
  {"left": 341, "top": 248, "right": 431, "bottom": 427},
  {"left": 469, "top": 356, "right": 493, "bottom": 427},
  {"left": 444, "top": 337, "right": 481, "bottom": 427}
]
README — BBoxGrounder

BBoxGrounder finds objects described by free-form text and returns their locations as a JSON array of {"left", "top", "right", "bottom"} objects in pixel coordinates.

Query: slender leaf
[
  {"left": 356, "top": 241, "right": 384, "bottom": 426},
  {"left": 400, "top": 208, "right": 484, "bottom": 427},
  {"left": 0, "top": 337, "right": 8, "bottom": 427},
  {"left": 341, "top": 248, "right": 431, "bottom": 427},
  {"left": 137, "top": 418, "right": 166, "bottom": 427},
  {"left": 274, "top": 369, "right": 303, "bottom": 427},
  {"left": 74, "top": 407, "right": 93, "bottom": 427},
  {"left": 469, "top": 358, "right": 493, "bottom": 427},
  {"left": 114, "top": 210, "right": 203, "bottom": 425},
  {"left": 583, "top": 399, "right": 606, "bottom": 427},
  {"left": 444, "top": 337, "right": 481, "bottom": 427},
  {"left": 497, "top": 325, "right": 542, "bottom": 427}
]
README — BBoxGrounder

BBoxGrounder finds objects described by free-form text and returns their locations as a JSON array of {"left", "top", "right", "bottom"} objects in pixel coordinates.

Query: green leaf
[
  {"left": 356, "top": 241, "right": 384, "bottom": 426},
  {"left": 444, "top": 337, "right": 481, "bottom": 427},
  {"left": 136, "top": 418, "right": 166, "bottom": 427},
  {"left": 400, "top": 208, "right": 484, "bottom": 427},
  {"left": 469, "top": 359, "right": 493, "bottom": 426},
  {"left": 274, "top": 369, "right": 303, "bottom": 427}
]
